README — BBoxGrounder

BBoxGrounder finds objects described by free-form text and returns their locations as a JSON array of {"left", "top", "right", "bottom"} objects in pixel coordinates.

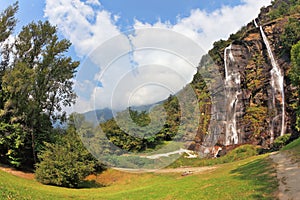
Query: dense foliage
[
  {"left": 280, "top": 18, "right": 300, "bottom": 57},
  {"left": 271, "top": 133, "right": 292, "bottom": 150},
  {"left": 100, "top": 95, "right": 181, "bottom": 152},
  {"left": 290, "top": 41, "right": 300, "bottom": 133},
  {"left": 267, "top": 0, "right": 300, "bottom": 21}
]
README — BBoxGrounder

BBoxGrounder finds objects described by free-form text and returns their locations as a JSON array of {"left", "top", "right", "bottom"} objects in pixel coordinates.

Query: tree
[
  {"left": 0, "top": 2, "right": 79, "bottom": 167},
  {"left": 0, "top": 2, "right": 27, "bottom": 167},
  {"left": 35, "top": 122, "right": 96, "bottom": 188},
  {"left": 0, "top": 2, "right": 18, "bottom": 109},
  {"left": 290, "top": 41, "right": 300, "bottom": 136},
  {"left": 280, "top": 18, "right": 300, "bottom": 57}
]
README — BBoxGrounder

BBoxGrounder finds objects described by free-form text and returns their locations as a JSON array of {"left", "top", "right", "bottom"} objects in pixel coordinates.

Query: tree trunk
[{"left": 31, "top": 129, "right": 37, "bottom": 165}]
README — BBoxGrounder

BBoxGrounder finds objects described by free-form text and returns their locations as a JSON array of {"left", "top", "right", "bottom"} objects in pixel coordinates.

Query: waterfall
[
  {"left": 224, "top": 45, "right": 235, "bottom": 81},
  {"left": 224, "top": 44, "right": 240, "bottom": 145},
  {"left": 253, "top": 19, "right": 258, "bottom": 28},
  {"left": 259, "top": 26, "right": 285, "bottom": 138}
]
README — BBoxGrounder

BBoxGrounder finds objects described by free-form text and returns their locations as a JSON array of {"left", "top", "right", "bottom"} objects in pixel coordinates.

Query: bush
[
  {"left": 280, "top": 18, "right": 300, "bottom": 56},
  {"left": 35, "top": 131, "right": 96, "bottom": 188},
  {"left": 223, "top": 145, "right": 259, "bottom": 162},
  {"left": 272, "top": 134, "right": 291, "bottom": 151}
]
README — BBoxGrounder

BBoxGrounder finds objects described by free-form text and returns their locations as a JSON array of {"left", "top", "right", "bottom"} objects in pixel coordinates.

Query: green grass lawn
[{"left": 0, "top": 154, "right": 278, "bottom": 200}]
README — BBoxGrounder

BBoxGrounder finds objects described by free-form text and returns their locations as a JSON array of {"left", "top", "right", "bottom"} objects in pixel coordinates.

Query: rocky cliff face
[{"left": 192, "top": 1, "right": 300, "bottom": 154}]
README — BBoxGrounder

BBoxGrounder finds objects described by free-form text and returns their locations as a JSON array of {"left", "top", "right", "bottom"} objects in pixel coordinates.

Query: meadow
[
  {"left": 4, "top": 136, "right": 300, "bottom": 200},
  {"left": 0, "top": 153, "right": 278, "bottom": 200}
]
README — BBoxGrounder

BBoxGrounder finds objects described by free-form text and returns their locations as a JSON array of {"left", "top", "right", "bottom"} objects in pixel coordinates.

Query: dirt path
[
  {"left": 0, "top": 165, "right": 34, "bottom": 180},
  {"left": 154, "top": 166, "right": 216, "bottom": 174},
  {"left": 113, "top": 166, "right": 217, "bottom": 175},
  {"left": 270, "top": 152, "right": 300, "bottom": 200}
]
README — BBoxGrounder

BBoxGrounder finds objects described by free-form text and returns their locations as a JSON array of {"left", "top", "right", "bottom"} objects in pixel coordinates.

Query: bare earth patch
[
  {"left": 154, "top": 166, "right": 216, "bottom": 174},
  {"left": 0, "top": 165, "right": 34, "bottom": 180},
  {"left": 113, "top": 165, "right": 216, "bottom": 176},
  {"left": 270, "top": 152, "right": 300, "bottom": 200}
]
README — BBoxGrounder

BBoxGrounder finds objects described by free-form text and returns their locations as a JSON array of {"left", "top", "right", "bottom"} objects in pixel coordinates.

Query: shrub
[
  {"left": 223, "top": 145, "right": 259, "bottom": 162},
  {"left": 35, "top": 131, "right": 96, "bottom": 188},
  {"left": 272, "top": 134, "right": 291, "bottom": 151}
]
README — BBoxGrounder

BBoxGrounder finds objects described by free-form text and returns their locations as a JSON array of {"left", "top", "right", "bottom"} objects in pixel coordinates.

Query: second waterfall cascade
[
  {"left": 257, "top": 22, "right": 286, "bottom": 142},
  {"left": 224, "top": 44, "right": 240, "bottom": 145}
]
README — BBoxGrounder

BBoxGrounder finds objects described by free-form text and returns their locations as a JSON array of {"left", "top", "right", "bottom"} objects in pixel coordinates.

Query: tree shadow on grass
[
  {"left": 230, "top": 158, "right": 278, "bottom": 200},
  {"left": 78, "top": 180, "right": 105, "bottom": 189}
]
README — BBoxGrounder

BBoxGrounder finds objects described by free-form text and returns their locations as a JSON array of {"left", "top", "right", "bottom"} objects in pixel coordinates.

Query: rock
[{"left": 194, "top": 7, "right": 298, "bottom": 156}]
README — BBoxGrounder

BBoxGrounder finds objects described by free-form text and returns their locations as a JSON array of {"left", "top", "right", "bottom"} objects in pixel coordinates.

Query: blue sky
[
  {"left": 99, "top": 0, "right": 243, "bottom": 27},
  {"left": 0, "top": 0, "right": 272, "bottom": 113},
  {"left": 1, "top": 0, "right": 243, "bottom": 30},
  {"left": 0, "top": 1, "right": 44, "bottom": 30},
  {"left": 0, "top": 0, "right": 246, "bottom": 60}
]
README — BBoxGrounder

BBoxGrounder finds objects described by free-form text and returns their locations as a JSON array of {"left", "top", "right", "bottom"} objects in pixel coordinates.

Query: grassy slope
[
  {"left": 0, "top": 154, "right": 277, "bottom": 200},
  {"left": 169, "top": 144, "right": 259, "bottom": 168},
  {"left": 281, "top": 137, "right": 300, "bottom": 161}
]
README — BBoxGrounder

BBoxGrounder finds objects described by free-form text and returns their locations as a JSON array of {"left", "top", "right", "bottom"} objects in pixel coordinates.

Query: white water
[
  {"left": 224, "top": 44, "right": 239, "bottom": 145},
  {"left": 253, "top": 19, "right": 258, "bottom": 28},
  {"left": 224, "top": 45, "right": 235, "bottom": 82},
  {"left": 259, "top": 26, "right": 285, "bottom": 138}
]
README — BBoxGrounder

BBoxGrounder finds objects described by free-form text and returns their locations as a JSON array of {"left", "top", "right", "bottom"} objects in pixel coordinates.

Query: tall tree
[
  {"left": 0, "top": 2, "right": 18, "bottom": 109},
  {"left": 0, "top": 3, "right": 79, "bottom": 167}
]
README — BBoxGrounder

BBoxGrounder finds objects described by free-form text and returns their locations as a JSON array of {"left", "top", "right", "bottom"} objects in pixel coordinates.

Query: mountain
[
  {"left": 191, "top": 0, "right": 300, "bottom": 155},
  {"left": 83, "top": 108, "right": 114, "bottom": 124},
  {"left": 81, "top": 100, "right": 165, "bottom": 125}
]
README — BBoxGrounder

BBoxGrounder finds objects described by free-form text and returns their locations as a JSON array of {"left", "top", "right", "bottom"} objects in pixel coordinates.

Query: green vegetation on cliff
[{"left": 290, "top": 41, "right": 300, "bottom": 133}]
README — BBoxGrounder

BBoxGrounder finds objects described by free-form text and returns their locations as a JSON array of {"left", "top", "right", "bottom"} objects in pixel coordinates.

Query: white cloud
[
  {"left": 75, "top": 28, "right": 202, "bottom": 111},
  {"left": 86, "top": 0, "right": 101, "bottom": 6},
  {"left": 134, "top": 0, "right": 271, "bottom": 50},
  {"left": 44, "top": 0, "right": 120, "bottom": 57},
  {"left": 44, "top": 0, "right": 272, "bottom": 113},
  {"left": 71, "top": 96, "right": 94, "bottom": 114},
  {"left": 0, "top": 35, "right": 16, "bottom": 67}
]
